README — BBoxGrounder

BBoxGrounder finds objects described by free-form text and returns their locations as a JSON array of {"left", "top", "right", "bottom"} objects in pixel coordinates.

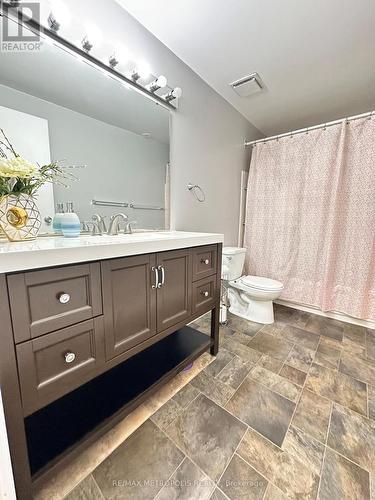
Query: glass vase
[{"left": 0, "top": 193, "right": 42, "bottom": 241}]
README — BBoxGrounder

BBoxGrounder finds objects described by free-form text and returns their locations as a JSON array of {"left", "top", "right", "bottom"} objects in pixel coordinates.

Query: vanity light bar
[{"left": 0, "top": 2, "right": 180, "bottom": 111}]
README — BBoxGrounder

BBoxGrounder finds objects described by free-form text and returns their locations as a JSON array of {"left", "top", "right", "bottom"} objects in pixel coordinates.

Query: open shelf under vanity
[{"left": 26, "top": 326, "right": 211, "bottom": 481}]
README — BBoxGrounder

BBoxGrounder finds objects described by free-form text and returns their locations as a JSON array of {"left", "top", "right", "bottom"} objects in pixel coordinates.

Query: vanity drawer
[
  {"left": 8, "top": 262, "right": 102, "bottom": 343},
  {"left": 192, "top": 275, "right": 217, "bottom": 315},
  {"left": 192, "top": 245, "right": 218, "bottom": 281},
  {"left": 16, "top": 318, "right": 105, "bottom": 415}
]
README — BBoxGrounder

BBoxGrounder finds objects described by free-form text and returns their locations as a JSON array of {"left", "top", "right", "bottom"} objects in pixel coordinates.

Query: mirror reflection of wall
[
  {"left": 0, "top": 35, "right": 170, "bottom": 232},
  {"left": 0, "top": 104, "right": 54, "bottom": 233}
]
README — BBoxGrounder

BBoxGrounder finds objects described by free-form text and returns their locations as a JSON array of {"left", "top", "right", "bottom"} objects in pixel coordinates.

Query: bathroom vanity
[{"left": 0, "top": 231, "right": 223, "bottom": 499}]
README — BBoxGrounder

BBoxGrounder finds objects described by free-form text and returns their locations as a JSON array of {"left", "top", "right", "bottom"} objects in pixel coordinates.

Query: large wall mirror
[{"left": 0, "top": 23, "right": 170, "bottom": 233}]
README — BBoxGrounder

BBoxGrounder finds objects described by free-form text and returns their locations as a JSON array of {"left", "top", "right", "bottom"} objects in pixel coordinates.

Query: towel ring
[{"left": 187, "top": 183, "right": 206, "bottom": 203}]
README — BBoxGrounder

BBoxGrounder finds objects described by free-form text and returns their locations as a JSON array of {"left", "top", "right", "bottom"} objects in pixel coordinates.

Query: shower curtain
[{"left": 244, "top": 117, "right": 375, "bottom": 320}]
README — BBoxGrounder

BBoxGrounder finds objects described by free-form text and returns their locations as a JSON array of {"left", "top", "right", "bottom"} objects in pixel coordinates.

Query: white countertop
[{"left": 0, "top": 231, "right": 224, "bottom": 273}]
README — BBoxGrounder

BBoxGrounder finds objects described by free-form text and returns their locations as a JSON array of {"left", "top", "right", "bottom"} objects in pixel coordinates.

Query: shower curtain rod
[{"left": 244, "top": 109, "right": 375, "bottom": 147}]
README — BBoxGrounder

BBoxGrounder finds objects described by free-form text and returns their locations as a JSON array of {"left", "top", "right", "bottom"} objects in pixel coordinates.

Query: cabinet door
[
  {"left": 102, "top": 254, "right": 157, "bottom": 360},
  {"left": 156, "top": 249, "right": 191, "bottom": 332}
]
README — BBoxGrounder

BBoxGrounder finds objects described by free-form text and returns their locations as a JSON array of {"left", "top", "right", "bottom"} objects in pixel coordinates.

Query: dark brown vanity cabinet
[
  {"left": 7, "top": 245, "right": 219, "bottom": 415},
  {"left": 102, "top": 249, "right": 192, "bottom": 361}
]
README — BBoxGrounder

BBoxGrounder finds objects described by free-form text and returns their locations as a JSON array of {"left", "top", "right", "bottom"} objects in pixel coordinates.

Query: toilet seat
[{"left": 238, "top": 275, "right": 283, "bottom": 292}]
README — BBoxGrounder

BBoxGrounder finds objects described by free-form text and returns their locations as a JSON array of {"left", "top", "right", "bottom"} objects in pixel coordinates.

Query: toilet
[{"left": 222, "top": 247, "right": 284, "bottom": 324}]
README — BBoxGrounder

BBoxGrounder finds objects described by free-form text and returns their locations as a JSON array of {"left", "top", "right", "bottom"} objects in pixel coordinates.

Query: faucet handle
[
  {"left": 81, "top": 221, "right": 90, "bottom": 232},
  {"left": 91, "top": 221, "right": 102, "bottom": 236},
  {"left": 125, "top": 220, "right": 138, "bottom": 234},
  {"left": 92, "top": 213, "right": 107, "bottom": 233}
]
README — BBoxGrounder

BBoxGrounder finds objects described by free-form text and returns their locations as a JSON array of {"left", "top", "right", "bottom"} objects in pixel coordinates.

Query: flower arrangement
[{"left": 0, "top": 128, "right": 72, "bottom": 197}]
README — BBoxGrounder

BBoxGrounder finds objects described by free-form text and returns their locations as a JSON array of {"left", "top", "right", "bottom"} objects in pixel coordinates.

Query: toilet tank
[{"left": 222, "top": 247, "right": 246, "bottom": 281}]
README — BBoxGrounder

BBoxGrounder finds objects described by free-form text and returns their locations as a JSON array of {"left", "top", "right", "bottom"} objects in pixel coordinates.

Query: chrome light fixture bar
[{"left": 0, "top": 2, "right": 178, "bottom": 111}]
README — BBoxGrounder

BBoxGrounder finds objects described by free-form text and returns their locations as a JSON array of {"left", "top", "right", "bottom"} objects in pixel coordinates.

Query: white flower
[{"left": 0, "top": 157, "right": 39, "bottom": 179}]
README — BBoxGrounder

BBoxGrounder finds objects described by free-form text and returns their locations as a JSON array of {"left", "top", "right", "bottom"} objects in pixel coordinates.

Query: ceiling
[{"left": 116, "top": 0, "right": 375, "bottom": 136}]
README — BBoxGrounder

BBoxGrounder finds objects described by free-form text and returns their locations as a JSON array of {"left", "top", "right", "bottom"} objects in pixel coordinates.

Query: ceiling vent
[{"left": 230, "top": 73, "right": 263, "bottom": 97}]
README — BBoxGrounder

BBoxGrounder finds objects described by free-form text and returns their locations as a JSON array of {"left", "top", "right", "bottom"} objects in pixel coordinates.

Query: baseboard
[{"left": 275, "top": 299, "right": 375, "bottom": 330}]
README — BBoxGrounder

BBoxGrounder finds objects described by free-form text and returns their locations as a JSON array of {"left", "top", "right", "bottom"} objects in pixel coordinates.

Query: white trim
[{"left": 276, "top": 299, "right": 375, "bottom": 330}]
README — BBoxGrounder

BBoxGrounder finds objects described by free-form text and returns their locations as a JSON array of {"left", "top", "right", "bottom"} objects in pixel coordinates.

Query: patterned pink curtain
[{"left": 244, "top": 117, "right": 375, "bottom": 320}]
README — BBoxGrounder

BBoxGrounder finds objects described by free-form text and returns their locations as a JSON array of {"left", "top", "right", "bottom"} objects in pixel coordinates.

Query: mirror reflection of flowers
[{"left": 0, "top": 128, "right": 76, "bottom": 197}]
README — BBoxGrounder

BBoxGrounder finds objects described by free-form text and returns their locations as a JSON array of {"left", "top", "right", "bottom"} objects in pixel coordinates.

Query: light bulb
[
  {"left": 172, "top": 87, "right": 182, "bottom": 98},
  {"left": 49, "top": 0, "right": 71, "bottom": 26},
  {"left": 163, "top": 87, "right": 183, "bottom": 102},
  {"left": 131, "top": 61, "right": 151, "bottom": 82},
  {"left": 138, "top": 61, "right": 151, "bottom": 80},
  {"left": 84, "top": 22, "right": 103, "bottom": 47},
  {"left": 156, "top": 75, "right": 167, "bottom": 88},
  {"left": 115, "top": 44, "right": 132, "bottom": 63},
  {"left": 147, "top": 75, "right": 168, "bottom": 93},
  {"left": 19, "top": 5, "right": 34, "bottom": 20}
]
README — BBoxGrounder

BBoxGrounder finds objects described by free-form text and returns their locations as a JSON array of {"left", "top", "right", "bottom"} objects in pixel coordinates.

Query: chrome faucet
[
  {"left": 107, "top": 213, "right": 128, "bottom": 235},
  {"left": 125, "top": 220, "right": 137, "bottom": 234}
]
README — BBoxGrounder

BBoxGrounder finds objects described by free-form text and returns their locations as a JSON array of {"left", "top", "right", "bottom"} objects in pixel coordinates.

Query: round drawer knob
[
  {"left": 64, "top": 352, "right": 76, "bottom": 363},
  {"left": 201, "top": 259, "right": 210, "bottom": 265},
  {"left": 58, "top": 293, "right": 71, "bottom": 304},
  {"left": 201, "top": 291, "right": 209, "bottom": 297}
]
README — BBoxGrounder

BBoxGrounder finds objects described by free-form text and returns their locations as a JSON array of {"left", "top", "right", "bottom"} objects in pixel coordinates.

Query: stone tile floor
[{"left": 63, "top": 305, "right": 375, "bottom": 500}]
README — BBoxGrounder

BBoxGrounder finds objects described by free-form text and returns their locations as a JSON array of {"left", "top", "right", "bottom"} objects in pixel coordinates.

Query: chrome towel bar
[{"left": 91, "top": 199, "right": 164, "bottom": 211}]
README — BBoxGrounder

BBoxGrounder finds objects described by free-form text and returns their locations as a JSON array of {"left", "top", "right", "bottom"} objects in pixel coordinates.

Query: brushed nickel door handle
[
  {"left": 158, "top": 265, "right": 165, "bottom": 288},
  {"left": 201, "top": 259, "right": 210, "bottom": 265},
  {"left": 151, "top": 266, "right": 159, "bottom": 289},
  {"left": 201, "top": 291, "right": 209, "bottom": 297}
]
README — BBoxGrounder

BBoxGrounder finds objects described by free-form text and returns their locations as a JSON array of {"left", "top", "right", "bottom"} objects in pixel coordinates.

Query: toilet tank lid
[
  {"left": 240, "top": 275, "right": 284, "bottom": 291},
  {"left": 223, "top": 247, "right": 247, "bottom": 255}
]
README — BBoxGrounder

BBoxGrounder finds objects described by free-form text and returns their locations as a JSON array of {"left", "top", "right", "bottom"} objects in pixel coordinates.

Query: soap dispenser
[
  {"left": 61, "top": 202, "right": 81, "bottom": 238},
  {"left": 52, "top": 203, "right": 65, "bottom": 234}
]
